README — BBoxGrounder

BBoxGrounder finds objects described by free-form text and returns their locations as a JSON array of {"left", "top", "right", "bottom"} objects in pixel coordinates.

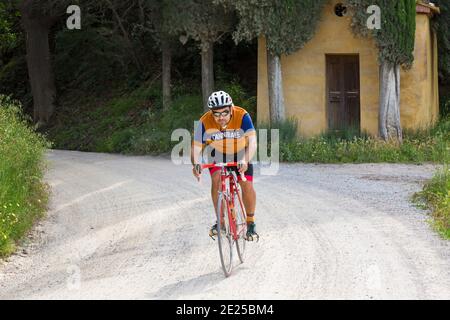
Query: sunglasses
[{"left": 212, "top": 108, "right": 231, "bottom": 118}]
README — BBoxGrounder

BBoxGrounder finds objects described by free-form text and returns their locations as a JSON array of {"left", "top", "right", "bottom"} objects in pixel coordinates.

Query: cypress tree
[
  {"left": 219, "top": 0, "right": 328, "bottom": 123},
  {"left": 433, "top": 0, "right": 450, "bottom": 116},
  {"left": 347, "top": 0, "right": 416, "bottom": 142},
  {"left": 178, "top": 0, "right": 235, "bottom": 110},
  {"left": 348, "top": 0, "right": 416, "bottom": 66}
]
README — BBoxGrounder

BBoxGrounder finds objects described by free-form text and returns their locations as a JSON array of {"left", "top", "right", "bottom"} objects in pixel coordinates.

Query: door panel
[{"left": 326, "top": 55, "right": 360, "bottom": 132}]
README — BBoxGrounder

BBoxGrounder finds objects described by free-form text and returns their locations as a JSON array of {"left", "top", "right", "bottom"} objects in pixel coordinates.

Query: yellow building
[{"left": 257, "top": 0, "right": 440, "bottom": 137}]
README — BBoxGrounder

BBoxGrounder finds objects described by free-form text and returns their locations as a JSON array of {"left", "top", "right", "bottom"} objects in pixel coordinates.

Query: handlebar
[
  {"left": 200, "top": 162, "right": 239, "bottom": 170},
  {"left": 197, "top": 162, "right": 247, "bottom": 182}
]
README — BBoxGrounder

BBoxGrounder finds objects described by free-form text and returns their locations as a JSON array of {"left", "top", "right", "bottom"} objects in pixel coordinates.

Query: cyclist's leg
[
  {"left": 210, "top": 169, "right": 221, "bottom": 213},
  {"left": 208, "top": 169, "right": 222, "bottom": 238},
  {"left": 238, "top": 179, "right": 256, "bottom": 223},
  {"left": 236, "top": 164, "right": 256, "bottom": 223},
  {"left": 209, "top": 148, "right": 222, "bottom": 213},
  {"left": 239, "top": 179, "right": 258, "bottom": 241}
]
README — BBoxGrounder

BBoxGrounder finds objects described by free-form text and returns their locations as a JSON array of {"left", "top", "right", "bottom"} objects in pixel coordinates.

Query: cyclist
[{"left": 191, "top": 90, "right": 259, "bottom": 241}]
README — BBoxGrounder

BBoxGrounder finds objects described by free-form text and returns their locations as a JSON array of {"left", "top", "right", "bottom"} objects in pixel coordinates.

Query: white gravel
[{"left": 0, "top": 149, "right": 449, "bottom": 300}]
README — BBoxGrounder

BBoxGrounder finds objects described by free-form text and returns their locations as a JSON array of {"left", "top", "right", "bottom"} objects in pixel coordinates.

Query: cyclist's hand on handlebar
[
  {"left": 193, "top": 164, "right": 202, "bottom": 180},
  {"left": 237, "top": 160, "right": 248, "bottom": 174}
]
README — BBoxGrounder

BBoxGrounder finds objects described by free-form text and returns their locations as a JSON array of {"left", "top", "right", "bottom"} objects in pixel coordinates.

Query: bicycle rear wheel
[
  {"left": 217, "top": 193, "right": 233, "bottom": 277},
  {"left": 234, "top": 189, "right": 247, "bottom": 264}
]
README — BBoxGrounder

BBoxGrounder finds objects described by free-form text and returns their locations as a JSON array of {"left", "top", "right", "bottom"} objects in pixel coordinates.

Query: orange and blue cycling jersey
[
  {"left": 193, "top": 106, "right": 256, "bottom": 155},
  {"left": 194, "top": 106, "right": 256, "bottom": 181}
]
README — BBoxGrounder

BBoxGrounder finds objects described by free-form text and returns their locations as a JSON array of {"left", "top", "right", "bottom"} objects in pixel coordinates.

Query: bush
[
  {"left": 131, "top": 93, "right": 203, "bottom": 155},
  {"left": 47, "top": 80, "right": 258, "bottom": 157},
  {"left": 265, "top": 117, "right": 450, "bottom": 164},
  {"left": 0, "top": 96, "right": 50, "bottom": 256},
  {"left": 440, "top": 95, "right": 450, "bottom": 118},
  {"left": 54, "top": 21, "right": 132, "bottom": 94},
  {"left": 258, "top": 118, "right": 299, "bottom": 144},
  {"left": 413, "top": 165, "right": 450, "bottom": 239},
  {"left": 218, "top": 80, "right": 257, "bottom": 120}
]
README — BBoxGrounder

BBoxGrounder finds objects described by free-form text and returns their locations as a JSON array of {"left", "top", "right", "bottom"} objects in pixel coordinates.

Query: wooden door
[{"left": 326, "top": 55, "right": 360, "bottom": 132}]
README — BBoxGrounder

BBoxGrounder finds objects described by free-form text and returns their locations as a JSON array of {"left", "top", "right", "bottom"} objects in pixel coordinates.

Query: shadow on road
[{"left": 147, "top": 271, "right": 226, "bottom": 299}]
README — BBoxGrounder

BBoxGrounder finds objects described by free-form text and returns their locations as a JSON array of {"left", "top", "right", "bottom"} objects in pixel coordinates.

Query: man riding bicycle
[{"left": 191, "top": 90, "right": 259, "bottom": 241}]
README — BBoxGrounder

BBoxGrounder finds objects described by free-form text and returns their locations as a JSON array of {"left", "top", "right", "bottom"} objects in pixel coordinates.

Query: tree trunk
[
  {"left": 267, "top": 50, "right": 286, "bottom": 124},
  {"left": 162, "top": 38, "right": 172, "bottom": 111},
  {"left": 20, "top": 2, "right": 57, "bottom": 126},
  {"left": 201, "top": 40, "right": 214, "bottom": 111},
  {"left": 379, "top": 62, "right": 403, "bottom": 143}
]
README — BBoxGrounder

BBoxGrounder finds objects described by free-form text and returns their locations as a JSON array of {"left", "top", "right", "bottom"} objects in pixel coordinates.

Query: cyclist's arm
[
  {"left": 244, "top": 134, "right": 257, "bottom": 164},
  {"left": 191, "top": 143, "right": 203, "bottom": 166},
  {"left": 191, "top": 120, "right": 205, "bottom": 166},
  {"left": 241, "top": 113, "right": 257, "bottom": 164}
]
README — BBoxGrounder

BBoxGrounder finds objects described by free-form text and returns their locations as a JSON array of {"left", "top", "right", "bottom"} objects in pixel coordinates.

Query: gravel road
[{"left": 0, "top": 150, "right": 449, "bottom": 299}]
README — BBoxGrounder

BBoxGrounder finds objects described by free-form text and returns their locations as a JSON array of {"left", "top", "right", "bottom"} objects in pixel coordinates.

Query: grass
[
  {"left": 47, "top": 86, "right": 449, "bottom": 164},
  {"left": 0, "top": 96, "right": 50, "bottom": 256},
  {"left": 47, "top": 84, "right": 158, "bottom": 153},
  {"left": 46, "top": 80, "right": 256, "bottom": 156},
  {"left": 130, "top": 93, "right": 204, "bottom": 155},
  {"left": 47, "top": 83, "right": 204, "bottom": 155},
  {"left": 265, "top": 116, "right": 450, "bottom": 164},
  {"left": 413, "top": 166, "right": 450, "bottom": 239}
]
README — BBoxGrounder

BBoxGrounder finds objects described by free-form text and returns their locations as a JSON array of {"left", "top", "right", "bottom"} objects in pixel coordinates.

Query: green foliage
[
  {"left": 348, "top": 0, "right": 417, "bottom": 67},
  {"left": 144, "top": 0, "right": 183, "bottom": 40},
  {"left": 54, "top": 25, "right": 130, "bottom": 93},
  {"left": 0, "top": 1, "right": 27, "bottom": 105},
  {"left": 0, "top": 2, "right": 19, "bottom": 52},
  {"left": 53, "top": 1, "right": 161, "bottom": 93},
  {"left": 320, "top": 127, "right": 371, "bottom": 143},
  {"left": 46, "top": 80, "right": 256, "bottom": 155},
  {"left": 47, "top": 84, "right": 156, "bottom": 152},
  {"left": 433, "top": 0, "right": 450, "bottom": 85},
  {"left": 441, "top": 93, "right": 450, "bottom": 118},
  {"left": 413, "top": 165, "right": 450, "bottom": 239},
  {"left": 131, "top": 80, "right": 258, "bottom": 154},
  {"left": 0, "top": 96, "right": 50, "bottom": 256},
  {"left": 269, "top": 116, "right": 450, "bottom": 163},
  {"left": 258, "top": 117, "right": 298, "bottom": 144},
  {"left": 132, "top": 93, "right": 204, "bottom": 154},
  {"left": 23, "top": 0, "right": 80, "bottom": 18},
  {"left": 217, "top": 79, "right": 257, "bottom": 119},
  {"left": 0, "top": 55, "right": 30, "bottom": 105},
  {"left": 178, "top": 0, "right": 235, "bottom": 50},
  {"left": 222, "top": 0, "right": 328, "bottom": 55}
]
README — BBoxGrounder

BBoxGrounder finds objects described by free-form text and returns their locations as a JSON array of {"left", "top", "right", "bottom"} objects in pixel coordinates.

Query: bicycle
[{"left": 200, "top": 162, "right": 248, "bottom": 277}]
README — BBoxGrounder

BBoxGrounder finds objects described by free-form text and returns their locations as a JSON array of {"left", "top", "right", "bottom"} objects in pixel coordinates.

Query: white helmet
[{"left": 207, "top": 91, "right": 233, "bottom": 109}]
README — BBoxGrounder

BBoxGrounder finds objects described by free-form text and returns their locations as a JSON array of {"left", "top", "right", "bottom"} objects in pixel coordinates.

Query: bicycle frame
[
  {"left": 199, "top": 162, "right": 248, "bottom": 276},
  {"left": 201, "top": 162, "right": 247, "bottom": 241}
]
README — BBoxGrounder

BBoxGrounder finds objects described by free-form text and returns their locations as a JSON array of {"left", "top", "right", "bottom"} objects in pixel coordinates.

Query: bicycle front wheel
[
  {"left": 217, "top": 193, "right": 233, "bottom": 277},
  {"left": 234, "top": 190, "right": 247, "bottom": 264}
]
